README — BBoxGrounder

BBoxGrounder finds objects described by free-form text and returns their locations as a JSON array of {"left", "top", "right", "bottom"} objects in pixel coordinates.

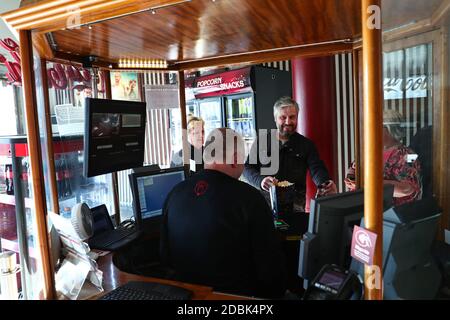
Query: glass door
[
  {"left": 225, "top": 94, "right": 255, "bottom": 156},
  {"left": 197, "top": 98, "right": 223, "bottom": 138}
]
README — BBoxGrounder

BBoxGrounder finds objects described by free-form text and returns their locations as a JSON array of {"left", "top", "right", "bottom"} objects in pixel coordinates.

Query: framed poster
[{"left": 110, "top": 71, "right": 141, "bottom": 101}]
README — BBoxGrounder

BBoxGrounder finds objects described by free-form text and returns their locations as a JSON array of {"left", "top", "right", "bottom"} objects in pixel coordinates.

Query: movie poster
[{"left": 110, "top": 71, "right": 140, "bottom": 101}]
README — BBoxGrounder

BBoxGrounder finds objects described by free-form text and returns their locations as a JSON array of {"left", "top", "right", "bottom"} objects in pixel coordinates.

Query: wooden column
[
  {"left": 178, "top": 71, "right": 189, "bottom": 174},
  {"left": 40, "top": 58, "right": 59, "bottom": 215},
  {"left": 362, "top": 0, "right": 383, "bottom": 300},
  {"left": 19, "top": 30, "right": 55, "bottom": 300}
]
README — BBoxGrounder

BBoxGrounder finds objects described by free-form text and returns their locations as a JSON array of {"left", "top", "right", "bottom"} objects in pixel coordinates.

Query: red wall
[{"left": 291, "top": 56, "right": 337, "bottom": 212}]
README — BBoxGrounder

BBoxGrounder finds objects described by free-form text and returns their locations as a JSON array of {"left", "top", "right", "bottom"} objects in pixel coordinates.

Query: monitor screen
[
  {"left": 129, "top": 167, "right": 185, "bottom": 232},
  {"left": 350, "top": 197, "right": 442, "bottom": 299},
  {"left": 298, "top": 185, "right": 394, "bottom": 286},
  {"left": 84, "top": 98, "right": 146, "bottom": 177},
  {"left": 317, "top": 269, "right": 346, "bottom": 290}
]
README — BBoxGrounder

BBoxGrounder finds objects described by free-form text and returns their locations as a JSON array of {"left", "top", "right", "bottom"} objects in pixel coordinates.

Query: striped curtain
[
  {"left": 335, "top": 53, "right": 355, "bottom": 192},
  {"left": 261, "top": 60, "right": 291, "bottom": 71},
  {"left": 142, "top": 72, "right": 172, "bottom": 166}
]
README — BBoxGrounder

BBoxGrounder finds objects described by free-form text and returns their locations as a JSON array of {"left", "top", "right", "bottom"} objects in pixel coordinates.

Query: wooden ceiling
[
  {"left": 3, "top": 0, "right": 449, "bottom": 69},
  {"left": 48, "top": 0, "right": 361, "bottom": 66}
]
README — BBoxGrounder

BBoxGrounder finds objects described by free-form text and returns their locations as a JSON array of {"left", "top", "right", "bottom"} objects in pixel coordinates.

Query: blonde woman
[{"left": 170, "top": 115, "right": 205, "bottom": 175}]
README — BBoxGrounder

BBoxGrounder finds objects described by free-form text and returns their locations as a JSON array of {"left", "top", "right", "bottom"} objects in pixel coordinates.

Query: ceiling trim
[
  {"left": 173, "top": 40, "right": 355, "bottom": 71},
  {"left": 1, "top": 0, "right": 192, "bottom": 33}
]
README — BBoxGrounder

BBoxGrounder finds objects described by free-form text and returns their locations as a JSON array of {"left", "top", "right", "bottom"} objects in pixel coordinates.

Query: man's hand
[
  {"left": 261, "top": 176, "right": 278, "bottom": 191},
  {"left": 317, "top": 180, "right": 337, "bottom": 196}
]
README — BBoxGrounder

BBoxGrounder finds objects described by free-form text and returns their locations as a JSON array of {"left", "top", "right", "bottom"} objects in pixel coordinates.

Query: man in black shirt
[
  {"left": 244, "top": 96, "right": 337, "bottom": 212},
  {"left": 160, "top": 128, "right": 287, "bottom": 298}
]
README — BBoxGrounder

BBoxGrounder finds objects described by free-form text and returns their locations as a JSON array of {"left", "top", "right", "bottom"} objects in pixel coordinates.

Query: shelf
[{"left": 0, "top": 193, "right": 33, "bottom": 209}]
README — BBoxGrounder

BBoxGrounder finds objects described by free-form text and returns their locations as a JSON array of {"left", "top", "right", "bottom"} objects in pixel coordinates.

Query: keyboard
[
  {"left": 98, "top": 281, "right": 193, "bottom": 300},
  {"left": 89, "top": 227, "right": 136, "bottom": 249}
]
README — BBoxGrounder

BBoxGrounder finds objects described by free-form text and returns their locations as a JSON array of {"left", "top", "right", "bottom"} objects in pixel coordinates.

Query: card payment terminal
[{"left": 303, "top": 264, "right": 363, "bottom": 300}]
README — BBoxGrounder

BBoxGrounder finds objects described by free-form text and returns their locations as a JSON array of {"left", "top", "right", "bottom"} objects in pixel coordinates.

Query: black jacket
[
  {"left": 160, "top": 169, "right": 287, "bottom": 298},
  {"left": 243, "top": 132, "right": 330, "bottom": 211}
]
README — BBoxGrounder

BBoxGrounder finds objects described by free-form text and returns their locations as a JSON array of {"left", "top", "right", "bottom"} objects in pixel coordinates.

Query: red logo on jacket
[{"left": 194, "top": 180, "right": 208, "bottom": 196}]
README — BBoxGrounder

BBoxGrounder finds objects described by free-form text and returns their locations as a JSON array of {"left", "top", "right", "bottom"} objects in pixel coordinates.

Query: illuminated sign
[{"left": 384, "top": 76, "right": 428, "bottom": 100}]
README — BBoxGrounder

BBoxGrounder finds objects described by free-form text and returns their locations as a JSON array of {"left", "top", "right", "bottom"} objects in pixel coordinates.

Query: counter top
[{"left": 82, "top": 253, "right": 252, "bottom": 300}]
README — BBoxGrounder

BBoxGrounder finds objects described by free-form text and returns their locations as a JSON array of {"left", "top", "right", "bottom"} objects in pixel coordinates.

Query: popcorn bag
[{"left": 269, "top": 181, "right": 295, "bottom": 219}]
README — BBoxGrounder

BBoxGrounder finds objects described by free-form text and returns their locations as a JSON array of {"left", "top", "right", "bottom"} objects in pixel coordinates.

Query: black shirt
[
  {"left": 244, "top": 132, "right": 330, "bottom": 211},
  {"left": 160, "top": 169, "right": 287, "bottom": 298}
]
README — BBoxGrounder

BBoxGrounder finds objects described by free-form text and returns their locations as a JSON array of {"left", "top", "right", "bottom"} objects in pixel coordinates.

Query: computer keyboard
[
  {"left": 98, "top": 281, "right": 193, "bottom": 300},
  {"left": 90, "top": 227, "right": 135, "bottom": 248}
]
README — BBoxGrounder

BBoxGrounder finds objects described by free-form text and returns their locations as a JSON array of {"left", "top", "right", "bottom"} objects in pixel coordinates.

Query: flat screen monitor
[
  {"left": 84, "top": 98, "right": 146, "bottom": 177},
  {"left": 350, "top": 197, "right": 442, "bottom": 299},
  {"left": 129, "top": 167, "right": 185, "bottom": 233},
  {"left": 298, "top": 185, "right": 394, "bottom": 287}
]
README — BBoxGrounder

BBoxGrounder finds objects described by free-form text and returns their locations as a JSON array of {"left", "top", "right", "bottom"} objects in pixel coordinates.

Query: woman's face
[{"left": 188, "top": 122, "right": 204, "bottom": 149}]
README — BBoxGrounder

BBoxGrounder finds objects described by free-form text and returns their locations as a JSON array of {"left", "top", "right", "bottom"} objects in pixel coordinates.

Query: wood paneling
[
  {"left": 5, "top": 0, "right": 448, "bottom": 70},
  {"left": 31, "top": 32, "right": 53, "bottom": 60},
  {"left": 174, "top": 41, "right": 353, "bottom": 71},
  {"left": 47, "top": 0, "right": 361, "bottom": 65},
  {"left": 5, "top": 1, "right": 187, "bottom": 31}
]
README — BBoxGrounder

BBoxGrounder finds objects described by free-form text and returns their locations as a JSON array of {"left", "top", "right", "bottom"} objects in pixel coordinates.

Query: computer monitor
[
  {"left": 84, "top": 98, "right": 146, "bottom": 177},
  {"left": 129, "top": 167, "right": 185, "bottom": 233},
  {"left": 298, "top": 185, "right": 394, "bottom": 287},
  {"left": 350, "top": 197, "right": 442, "bottom": 299}
]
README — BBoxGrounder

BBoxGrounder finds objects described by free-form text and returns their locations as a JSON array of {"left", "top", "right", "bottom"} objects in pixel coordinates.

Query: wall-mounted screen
[{"left": 84, "top": 98, "right": 146, "bottom": 177}]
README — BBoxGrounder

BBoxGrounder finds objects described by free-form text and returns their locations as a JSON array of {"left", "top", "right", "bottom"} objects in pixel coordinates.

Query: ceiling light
[{"left": 118, "top": 58, "right": 168, "bottom": 69}]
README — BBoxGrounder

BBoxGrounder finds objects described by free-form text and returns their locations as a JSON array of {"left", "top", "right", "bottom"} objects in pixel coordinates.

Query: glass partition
[
  {"left": 381, "top": 0, "right": 449, "bottom": 236},
  {"left": 45, "top": 62, "right": 113, "bottom": 218}
]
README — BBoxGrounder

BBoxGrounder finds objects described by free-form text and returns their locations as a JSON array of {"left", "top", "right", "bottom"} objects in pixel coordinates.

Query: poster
[{"left": 110, "top": 71, "right": 140, "bottom": 101}]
